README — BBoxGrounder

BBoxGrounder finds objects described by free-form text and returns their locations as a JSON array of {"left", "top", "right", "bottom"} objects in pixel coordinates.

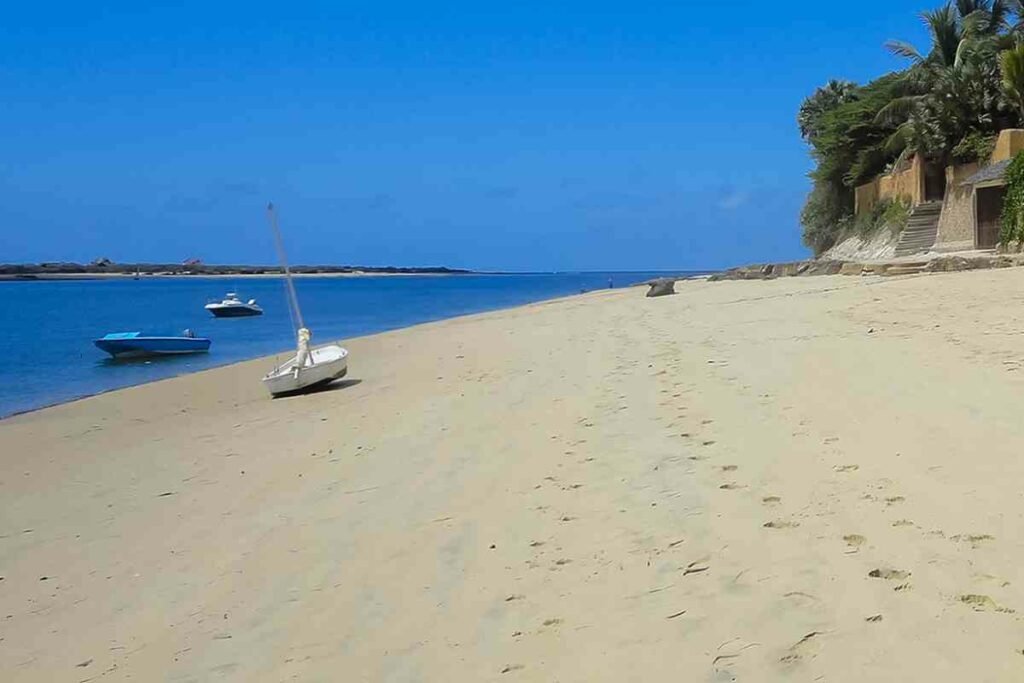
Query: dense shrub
[{"left": 1000, "top": 151, "right": 1024, "bottom": 246}]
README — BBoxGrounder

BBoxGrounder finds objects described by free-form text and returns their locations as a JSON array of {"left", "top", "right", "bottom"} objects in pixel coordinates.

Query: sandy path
[{"left": 4, "top": 270, "right": 1024, "bottom": 680}]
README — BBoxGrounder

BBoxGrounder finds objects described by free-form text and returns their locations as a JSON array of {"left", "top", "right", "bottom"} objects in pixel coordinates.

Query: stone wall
[
  {"left": 934, "top": 162, "right": 980, "bottom": 252},
  {"left": 854, "top": 181, "right": 879, "bottom": 217},
  {"left": 855, "top": 155, "right": 924, "bottom": 216},
  {"left": 991, "top": 129, "right": 1024, "bottom": 162}
]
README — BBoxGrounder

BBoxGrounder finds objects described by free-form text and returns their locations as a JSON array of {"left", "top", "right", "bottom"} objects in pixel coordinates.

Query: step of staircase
[
  {"left": 894, "top": 201, "right": 943, "bottom": 256},
  {"left": 884, "top": 262, "right": 930, "bottom": 276}
]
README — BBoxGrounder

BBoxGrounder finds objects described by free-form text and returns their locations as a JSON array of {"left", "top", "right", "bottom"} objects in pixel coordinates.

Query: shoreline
[{"left": 0, "top": 286, "right": 631, "bottom": 421}]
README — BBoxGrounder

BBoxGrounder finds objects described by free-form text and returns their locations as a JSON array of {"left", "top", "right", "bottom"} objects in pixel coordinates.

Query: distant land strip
[{"left": 0, "top": 261, "right": 473, "bottom": 280}]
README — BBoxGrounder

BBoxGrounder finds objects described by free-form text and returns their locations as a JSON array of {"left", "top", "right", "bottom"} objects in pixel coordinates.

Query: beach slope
[{"left": 4, "top": 271, "right": 1024, "bottom": 680}]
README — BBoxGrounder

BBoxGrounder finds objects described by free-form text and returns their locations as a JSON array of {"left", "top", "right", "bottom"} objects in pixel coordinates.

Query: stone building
[{"left": 854, "top": 129, "right": 1024, "bottom": 254}]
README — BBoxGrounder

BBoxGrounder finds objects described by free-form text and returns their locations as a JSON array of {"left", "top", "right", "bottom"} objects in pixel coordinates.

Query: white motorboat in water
[
  {"left": 261, "top": 203, "right": 349, "bottom": 397},
  {"left": 205, "top": 292, "right": 263, "bottom": 317}
]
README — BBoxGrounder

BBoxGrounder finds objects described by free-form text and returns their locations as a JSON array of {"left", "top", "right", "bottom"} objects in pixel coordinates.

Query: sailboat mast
[{"left": 266, "top": 202, "right": 306, "bottom": 332}]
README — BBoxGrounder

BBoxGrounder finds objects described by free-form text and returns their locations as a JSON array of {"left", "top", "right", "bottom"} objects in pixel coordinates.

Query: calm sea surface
[{"left": 0, "top": 272, "right": 689, "bottom": 417}]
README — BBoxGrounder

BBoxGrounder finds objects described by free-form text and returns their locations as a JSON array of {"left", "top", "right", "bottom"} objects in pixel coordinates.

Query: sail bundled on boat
[{"left": 261, "top": 203, "right": 349, "bottom": 397}]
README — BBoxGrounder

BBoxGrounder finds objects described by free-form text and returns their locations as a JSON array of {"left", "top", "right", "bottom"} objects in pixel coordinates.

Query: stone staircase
[{"left": 894, "top": 201, "right": 943, "bottom": 256}]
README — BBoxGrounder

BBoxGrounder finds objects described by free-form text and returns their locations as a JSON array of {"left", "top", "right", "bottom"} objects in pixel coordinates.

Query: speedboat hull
[
  {"left": 94, "top": 333, "right": 211, "bottom": 359},
  {"left": 262, "top": 344, "right": 348, "bottom": 396},
  {"left": 205, "top": 303, "right": 263, "bottom": 317}
]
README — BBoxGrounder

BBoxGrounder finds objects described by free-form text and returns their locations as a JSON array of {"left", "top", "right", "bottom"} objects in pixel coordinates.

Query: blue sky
[{"left": 1, "top": 1, "right": 934, "bottom": 271}]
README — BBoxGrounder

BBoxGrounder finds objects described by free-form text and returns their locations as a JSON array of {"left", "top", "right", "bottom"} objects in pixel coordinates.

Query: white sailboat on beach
[{"left": 261, "top": 203, "right": 349, "bottom": 397}]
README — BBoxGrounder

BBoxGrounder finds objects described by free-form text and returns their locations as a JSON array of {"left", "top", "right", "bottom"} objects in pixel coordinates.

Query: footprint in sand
[
  {"left": 952, "top": 534, "right": 995, "bottom": 548},
  {"left": 959, "top": 594, "right": 1014, "bottom": 613},
  {"left": 764, "top": 520, "right": 799, "bottom": 529},
  {"left": 501, "top": 664, "right": 525, "bottom": 674},
  {"left": 719, "top": 483, "right": 746, "bottom": 490},
  {"left": 541, "top": 618, "right": 562, "bottom": 627},
  {"left": 869, "top": 568, "right": 910, "bottom": 581},
  {"left": 721, "top": 465, "right": 738, "bottom": 472},
  {"left": 884, "top": 496, "right": 906, "bottom": 506},
  {"left": 712, "top": 640, "right": 760, "bottom": 673},
  {"left": 779, "top": 631, "right": 823, "bottom": 665},
  {"left": 834, "top": 464, "right": 859, "bottom": 473},
  {"left": 762, "top": 496, "right": 782, "bottom": 505},
  {"left": 843, "top": 534, "right": 866, "bottom": 548},
  {"left": 865, "top": 614, "right": 883, "bottom": 623},
  {"left": 683, "top": 559, "right": 710, "bottom": 576},
  {"left": 892, "top": 519, "right": 915, "bottom": 528}
]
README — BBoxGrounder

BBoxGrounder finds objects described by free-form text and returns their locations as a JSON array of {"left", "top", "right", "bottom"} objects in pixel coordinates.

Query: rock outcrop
[
  {"left": 709, "top": 253, "right": 1024, "bottom": 282},
  {"left": 645, "top": 278, "right": 676, "bottom": 297}
]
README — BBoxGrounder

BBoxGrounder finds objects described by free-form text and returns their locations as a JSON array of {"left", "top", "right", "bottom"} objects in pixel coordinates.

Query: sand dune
[{"left": 5, "top": 270, "right": 1024, "bottom": 680}]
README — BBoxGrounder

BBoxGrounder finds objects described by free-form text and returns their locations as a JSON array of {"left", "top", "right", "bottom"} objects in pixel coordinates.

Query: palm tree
[
  {"left": 879, "top": 1, "right": 1017, "bottom": 162},
  {"left": 956, "top": 0, "right": 1011, "bottom": 33},
  {"left": 886, "top": 3, "right": 963, "bottom": 67},
  {"left": 884, "top": 1, "right": 1013, "bottom": 68},
  {"left": 1000, "top": 43, "right": 1024, "bottom": 116}
]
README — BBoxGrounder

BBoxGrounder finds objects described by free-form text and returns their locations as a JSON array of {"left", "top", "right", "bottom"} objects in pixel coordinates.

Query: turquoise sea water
[{"left": 0, "top": 272, "right": 688, "bottom": 417}]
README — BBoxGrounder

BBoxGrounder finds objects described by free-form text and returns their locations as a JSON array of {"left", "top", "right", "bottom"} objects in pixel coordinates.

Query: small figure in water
[{"left": 608, "top": 277, "right": 614, "bottom": 289}]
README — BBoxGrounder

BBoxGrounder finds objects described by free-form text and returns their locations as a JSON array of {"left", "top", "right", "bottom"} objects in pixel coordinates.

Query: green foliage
[
  {"left": 798, "top": 80, "right": 857, "bottom": 141},
  {"left": 952, "top": 130, "right": 998, "bottom": 160},
  {"left": 879, "top": 196, "right": 913, "bottom": 234},
  {"left": 1000, "top": 42, "right": 1024, "bottom": 117},
  {"left": 846, "top": 197, "right": 912, "bottom": 240},
  {"left": 799, "top": 75, "right": 905, "bottom": 253},
  {"left": 810, "top": 74, "right": 905, "bottom": 188},
  {"left": 999, "top": 150, "right": 1024, "bottom": 245},
  {"left": 883, "top": 25, "right": 1016, "bottom": 164},
  {"left": 800, "top": 182, "right": 850, "bottom": 253}
]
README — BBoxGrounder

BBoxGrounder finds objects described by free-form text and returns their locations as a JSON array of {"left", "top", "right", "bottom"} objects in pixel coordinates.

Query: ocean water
[{"left": 0, "top": 272, "right": 685, "bottom": 417}]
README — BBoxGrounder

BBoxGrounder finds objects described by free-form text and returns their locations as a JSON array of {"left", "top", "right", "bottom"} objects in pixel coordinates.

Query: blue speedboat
[{"left": 94, "top": 330, "right": 211, "bottom": 359}]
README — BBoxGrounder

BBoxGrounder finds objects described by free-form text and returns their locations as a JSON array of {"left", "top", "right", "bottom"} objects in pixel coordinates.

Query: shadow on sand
[{"left": 273, "top": 378, "right": 362, "bottom": 399}]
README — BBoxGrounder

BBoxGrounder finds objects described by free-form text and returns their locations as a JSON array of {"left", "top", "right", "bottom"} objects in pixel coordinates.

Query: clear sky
[{"left": 1, "top": 1, "right": 934, "bottom": 271}]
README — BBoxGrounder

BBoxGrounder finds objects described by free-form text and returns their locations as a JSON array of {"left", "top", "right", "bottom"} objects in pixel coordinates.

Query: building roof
[{"left": 962, "top": 159, "right": 1012, "bottom": 187}]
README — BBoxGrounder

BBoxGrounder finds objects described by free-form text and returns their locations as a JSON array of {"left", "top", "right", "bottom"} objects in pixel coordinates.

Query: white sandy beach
[{"left": 5, "top": 270, "right": 1024, "bottom": 680}]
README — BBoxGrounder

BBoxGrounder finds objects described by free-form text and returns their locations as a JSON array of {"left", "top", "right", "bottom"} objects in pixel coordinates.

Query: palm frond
[
  {"left": 884, "top": 122, "right": 915, "bottom": 157},
  {"left": 885, "top": 39, "right": 925, "bottom": 62},
  {"left": 875, "top": 95, "right": 925, "bottom": 126},
  {"left": 923, "top": 3, "right": 964, "bottom": 67},
  {"left": 991, "top": 0, "right": 1012, "bottom": 29}
]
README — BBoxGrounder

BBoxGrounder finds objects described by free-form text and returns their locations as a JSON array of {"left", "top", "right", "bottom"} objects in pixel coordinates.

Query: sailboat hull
[{"left": 262, "top": 344, "right": 348, "bottom": 396}]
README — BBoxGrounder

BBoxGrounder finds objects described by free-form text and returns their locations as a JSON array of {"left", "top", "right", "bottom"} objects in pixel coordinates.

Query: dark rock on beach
[{"left": 645, "top": 278, "right": 676, "bottom": 297}]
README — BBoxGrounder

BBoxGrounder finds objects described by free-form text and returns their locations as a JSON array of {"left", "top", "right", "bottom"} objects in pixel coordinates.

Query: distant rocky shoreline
[
  {"left": 709, "top": 253, "right": 1023, "bottom": 281},
  {"left": 0, "top": 261, "right": 472, "bottom": 280}
]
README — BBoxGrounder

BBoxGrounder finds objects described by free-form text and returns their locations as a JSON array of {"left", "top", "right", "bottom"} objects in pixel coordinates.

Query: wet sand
[{"left": 4, "top": 270, "right": 1024, "bottom": 680}]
